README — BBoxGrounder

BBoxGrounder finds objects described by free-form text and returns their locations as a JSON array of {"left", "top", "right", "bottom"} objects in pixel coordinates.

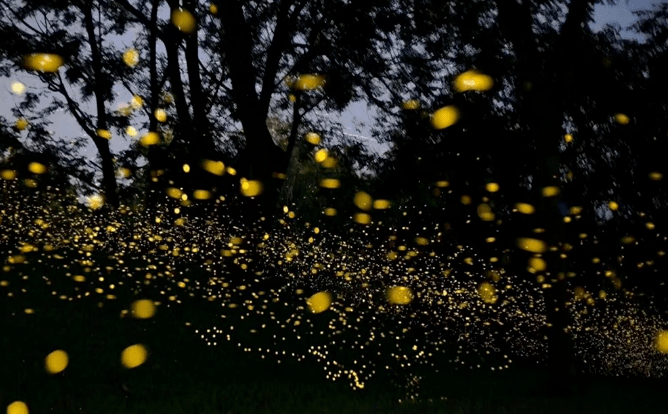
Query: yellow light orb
[
  {"left": 614, "top": 113, "right": 630, "bottom": 125},
  {"left": 45, "top": 350, "right": 69, "bottom": 374},
  {"left": 193, "top": 189, "right": 211, "bottom": 200},
  {"left": 172, "top": 8, "right": 196, "bottom": 33},
  {"left": 655, "top": 330, "right": 668, "bottom": 353},
  {"left": 15, "top": 118, "right": 29, "bottom": 131},
  {"left": 324, "top": 207, "right": 337, "bottom": 216},
  {"left": 28, "top": 162, "right": 47, "bottom": 174},
  {"left": 485, "top": 182, "right": 500, "bottom": 193},
  {"left": 564, "top": 133, "right": 573, "bottom": 143},
  {"left": 453, "top": 70, "right": 494, "bottom": 92},
  {"left": 131, "top": 299, "right": 156, "bottom": 319},
  {"left": 294, "top": 74, "right": 325, "bottom": 90},
  {"left": 648, "top": 172, "right": 663, "bottom": 181},
  {"left": 1, "top": 170, "right": 17, "bottom": 180},
  {"left": 608, "top": 201, "right": 619, "bottom": 211},
  {"left": 314, "top": 148, "right": 328, "bottom": 163},
  {"left": 515, "top": 202, "right": 535, "bottom": 214},
  {"left": 97, "top": 129, "right": 111, "bottom": 139},
  {"left": 353, "top": 191, "right": 372, "bottom": 211},
  {"left": 202, "top": 159, "right": 225, "bottom": 176},
  {"left": 140, "top": 132, "right": 160, "bottom": 146},
  {"left": 373, "top": 199, "right": 391, "bottom": 209},
  {"left": 354, "top": 212, "right": 371, "bottom": 225},
  {"left": 7, "top": 401, "right": 29, "bottom": 414},
  {"left": 121, "top": 344, "right": 147, "bottom": 368},
  {"left": 87, "top": 194, "right": 104, "bottom": 210},
  {"left": 123, "top": 48, "right": 139, "bottom": 67},
  {"left": 307, "top": 291, "right": 332, "bottom": 313},
  {"left": 387, "top": 286, "right": 413, "bottom": 305},
  {"left": 541, "top": 186, "right": 560, "bottom": 197},
  {"left": 431, "top": 105, "right": 460, "bottom": 130},
  {"left": 477, "top": 282, "right": 497, "bottom": 304},
  {"left": 305, "top": 132, "right": 321, "bottom": 145},
  {"left": 126, "top": 126, "right": 138, "bottom": 137},
  {"left": 240, "top": 179, "right": 263, "bottom": 197},
  {"left": 23, "top": 53, "right": 63, "bottom": 72},
  {"left": 209, "top": 4, "right": 218, "bottom": 15},
  {"left": 319, "top": 178, "right": 341, "bottom": 189},
  {"left": 517, "top": 237, "right": 547, "bottom": 253},
  {"left": 402, "top": 99, "right": 420, "bottom": 110},
  {"left": 529, "top": 257, "right": 547, "bottom": 272},
  {"left": 154, "top": 108, "right": 167, "bottom": 122},
  {"left": 11, "top": 81, "right": 25, "bottom": 95}
]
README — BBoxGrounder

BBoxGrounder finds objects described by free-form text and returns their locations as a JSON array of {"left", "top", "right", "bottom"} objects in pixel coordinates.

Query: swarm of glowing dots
[
  {"left": 6, "top": 401, "right": 28, "bottom": 414},
  {"left": 154, "top": 108, "right": 168, "bottom": 122},
  {"left": 172, "top": 8, "right": 196, "bottom": 33},
  {"left": 87, "top": 194, "right": 104, "bottom": 210},
  {"left": 240, "top": 179, "right": 263, "bottom": 197},
  {"left": 655, "top": 331, "right": 668, "bottom": 353},
  {"left": 477, "top": 282, "right": 498, "bottom": 304},
  {"left": 320, "top": 178, "right": 341, "bottom": 189},
  {"left": 202, "top": 159, "right": 225, "bottom": 176},
  {"left": 517, "top": 237, "right": 547, "bottom": 253},
  {"left": 353, "top": 191, "right": 372, "bottom": 211},
  {"left": 11, "top": 81, "right": 25, "bottom": 94},
  {"left": 140, "top": 132, "right": 160, "bottom": 146},
  {"left": 354, "top": 212, "right": 371, "bottom": 225},
  {"left": 402, "top": 99, "right": 420, "bottom": 110},
  {"left": 27, "top": 162, "right": 47, "bottom": 174},
  {"left": 431, "top": 105, "right": 460, "bottom": 129},
  {"left": 453, "top": 70, "right": 494, "bottom": 92},
  {"left": 45, "top": 350, "right": 68, "bottom": 374},
  {"left": 614, "top": 113, "right": 630, "bottom": 125},
  {"left": 305, "top": 132, "right": 321, "bottom": 145},
  {"left": 294, "top": 74, "right": 325, "bottom": 90},
  {"left": 307, "top": 291, "right": 332, "bottom": 314},
  {"left": 387, "top": 286, "right": 413, "bottom": 305},
  {"left": 314, "top": 149, "right": 328, "bottom": 163},
  {"left": 23, "top": 53, "right": 63, "bottom": 72},
  {"left": 131, "top": 299, "right": 156, "bottom": 319},
  {"left": 121, "top": 344, "right": 147, "bottom": 368},
  {"left": 122, "top": 48, "right": 139, "bottom": 67},
  {"left": 15, "top": 118, "right": 29, "bottom": 131},
  {"left": 541, "top": 186, "right": 560, "bottom": 197}
]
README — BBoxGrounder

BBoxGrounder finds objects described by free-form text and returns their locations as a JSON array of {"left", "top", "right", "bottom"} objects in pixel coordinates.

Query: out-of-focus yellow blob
[
  {"left": 87, "top": 194, "right": 104, "bottom": 210},
  {"left": 23, "top": 53, "right": 63, "bottom": 72},
  {"left": 7, "top": 401, "right": 29, "bottom": 414},
  {"left": 564, "top": 133, "right": 573, "bottom": 143},
  {"left": 166, "top": 188, "right": 183, "bottom": 199},
  {"left": 373, "top": 199, "right": 391, "bottom": 209},
  {"left": 294, "top": 74, "right": 325, "bottom": 90},
  {"left": 202, "top": 159, "right": 225, "bottom": 176},
  {"left": 131, "top": 299, "right": 156, "bottom": 319},
  {"left": 97, "top": 129, "right": 111, "bottom": 139},
  {"left": 305, "top": 132, "right": 321, "bottom": 145},
  {"left": 477, "top": 204, "right": 495, "bottom": 221},
  {"left": 477, "top": 282, "right": 497, "bottom": 304},
  {"left": 130, "top": 95, "right": 143, "bottom": 109},
  {"left": 154, "top": 108, "right": 167, "bottom": 122},
  {"left": 648, "top": 172, "right": 663, "bottom": 181},
  {"left": 515, "top": 203, "right": 535, "bottom": 214},
  {"left": 320, "top": 178, "right": 340, "bottom": 189},
  {"left": 45, "top": 350, "right": 68, "bottom": 374},
  {"left": 314, "top": 148, "right": 328, "bottom": 163},
  {"left": 15, "top": 118, "right": 29, "bottom": 131},
  {"left": 435, "top": 180, "right": 449, "bottom": 188},
  {"left": 140, "top": 132, "right": 160, "bottom": 146},
  {"left": 322, "top": 156, "right": 337, "bottom": 168},
  {"left": 517, "top": 237, "right": 547, "bottom": 253},
  {"left": 209, "top": 4, "right": 218, "bottom": 15},
  {"left": 655, "top": 330, "right": 668, "bottom": 353},
  {"left": 354, "top": 212, "right": 371, "bottom": 225},
  {"left": 621, "top": 235, "right": 635, "bottom": 244},
  {"left": 182, "top": 163, "right": 190, "bottom": 173},
  {"left": 454, "top": 70, "right": 494, "bottom": 92},
  {"left": 353, "top": 191, "right": 372, "bottom": 211},
  {"left": 324, "top": 207, "right": 337, "bottom": 216},
  {"left": 11, "top": 81, "right": 25, "bottom": 94},
  {"left": 172, "top": 8, "right": 196, "bottom": 33},
  {"left": 1, "top": 170, "right": 17, "bottom": 180},
  {"left": 608, "top": 201, "right": 619, "bottom": 211},
  {"left": 614, "top": 113, "right": 630, "bottom": 125},
  {"left": 123, "top": 48, "right": 139, "bottom": 67},
  {"left": 307, "top": 291, "right": 332, "bottom": 313},
  {"left": 541, "top": 186, "right": 560, "bottom": 197},
  {"left": 125, "top": 126, "right": 138, "bottom": 137},
  {"left": 28, "top": 162, "right": 47, "bottom": 174},
  {"left": 402, "top": 99, "right": 420, "bottom": 110},
  {"left": 529, "top": 257, "right": 547, "bottom": 272},
  {"left": 387, "top": 286, "right": 413, "bottom": 305},
  {"left": 193, "top": 189, "right": 211, "bottom": 200},
  {"left": 431, "top": 105, "right": 460, "bottom": 130},
  {"left": 460, "top": 195, "right": 472, "bottom": 205},
  {"left": 415, "top": 237, "right": 429, "bottom": 246},
  {"left": 485, "top": 182, "right": 500, "bottom": 193},
  {"left": 240, "top": 178, "right": 263, "bottom": 197},
  {"left": 73, "top": 275, "right": 86, "bottom": 282},
  {"left": 121, "top": 344, "right": 147, "bottom": 368},
  {"left": 570, "top": 206, "right": 583, "bottom": 215},
  {"left": 227, "top": 167, "right": 237, "bottom": 175},
  {"left": 117, "top": 167, "right": 132, "bottom": 179}
]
